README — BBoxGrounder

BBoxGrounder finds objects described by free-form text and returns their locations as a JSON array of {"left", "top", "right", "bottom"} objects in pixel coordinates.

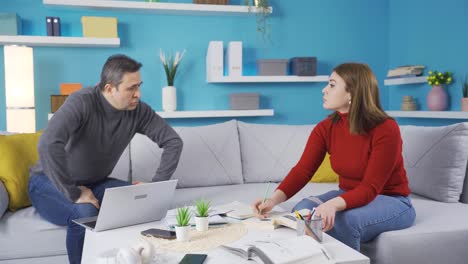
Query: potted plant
[
  {"left": 159, "top": 49, "right": 186, "bottom": 112},
  {"left": 426, "top": 70, "right": 453, "bottom": 111},
  {"left": 194, "top": 199, "right": 211, "bottom": 231},
  {"left": 462, "top": 75, "right": 468, "bottom": 112},
  {"left": 174, "top": 207, "right": 192, "bottom": 242},
  {"left": 244, "top": 0, "right": 271, "bottom": 46}
]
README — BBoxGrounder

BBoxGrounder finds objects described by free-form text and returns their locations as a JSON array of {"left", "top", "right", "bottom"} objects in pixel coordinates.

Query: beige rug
[{"left": 142, "top": 223, "right": 247, "bottom": 253}]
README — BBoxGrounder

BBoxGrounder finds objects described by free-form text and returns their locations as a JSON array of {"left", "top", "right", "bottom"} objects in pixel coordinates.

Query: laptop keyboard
[{"left": 86, "top": 221, "right": 97, "bottom": 229}]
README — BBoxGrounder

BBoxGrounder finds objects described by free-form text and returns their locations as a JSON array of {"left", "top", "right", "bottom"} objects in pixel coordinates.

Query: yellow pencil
[{"left": 294, "top": 211, "right": 304, "bottom": 220}]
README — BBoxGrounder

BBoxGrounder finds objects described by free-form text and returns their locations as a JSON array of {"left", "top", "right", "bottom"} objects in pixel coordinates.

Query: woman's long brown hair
[{"left": 329, "top": 63, "right": 389, "bottom": 134}]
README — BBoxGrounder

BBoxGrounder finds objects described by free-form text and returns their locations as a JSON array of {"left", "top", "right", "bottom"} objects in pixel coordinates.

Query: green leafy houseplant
[
  {"left": 427, "top": 70, "right": 453, "bottom": 86},
  {"left": 175, "top": 207, "right": 191, "bottom": 227},
  {"left": 195, "top": 199, "right": 211, "bottom": 217},
  {"left": 244, "top": 0, "right": 271, "bottom": 45},
  {"left": 159, "top": 49, "right": 186, "bottom": 86}
]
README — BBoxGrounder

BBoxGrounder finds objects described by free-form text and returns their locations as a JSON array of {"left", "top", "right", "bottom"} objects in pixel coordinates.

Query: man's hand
[{"left": 75, "top": 186, "right": 100, "bottom": 209}]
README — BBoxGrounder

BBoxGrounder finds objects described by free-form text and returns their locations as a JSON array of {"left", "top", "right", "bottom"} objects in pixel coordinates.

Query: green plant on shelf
[
  {"left": 195, "top": 198, "right": 211, "bottom": 217},
  {"left": 244, "top": 0, "right": 271, "bottom": 46},
  {"left": 427, "top": 70, "right": 453, "bottom": 86},
  {"left": 462, "top": 75, "right": 468, "bottom": 98},
  {"left": 175, "top": 207, "right": 192, "bottom": 227}
]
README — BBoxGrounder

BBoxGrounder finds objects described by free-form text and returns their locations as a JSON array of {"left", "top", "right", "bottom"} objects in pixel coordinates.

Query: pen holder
[{"left": 296, "top": 218, "right": 323, "bottom": 242}]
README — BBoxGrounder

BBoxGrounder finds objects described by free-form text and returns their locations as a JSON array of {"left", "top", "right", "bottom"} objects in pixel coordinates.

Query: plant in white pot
[
  {"left": 175, "top": 207, "right": 191, "bottom": 242},
  {"left": 194, "top": 199, "right": 211, "bottom": 232},
  {"left": 462, "top": 75, "right": 468, "bottom": 111},
  {"left": 159, "top": 49, "right": 186, "bottom": 112}
]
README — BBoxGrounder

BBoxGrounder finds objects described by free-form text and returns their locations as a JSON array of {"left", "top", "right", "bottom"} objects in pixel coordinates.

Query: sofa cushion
[
  {"left": 131, "top": 120, "right": 243, "bottom": 187},
  {"left": 400, "top": 122, "right": 468, "bottom": 202},
  {"left": 0, "top": 182, "right": 8, "bottom": 218},
  {"left": 0, "top": 207, "right": 66, "bottom": 260},
  {"left": 311, "top": 153, "right": 338, "bottom": 183},
  {"left": 0, "top": 132, "right": 42, "bottom": 211},
  {"left": 361, "top": 194, "right": 468, "bottom": 264},
  {"left": 238, "top": 121, "right": 315, "bottom": 183}
]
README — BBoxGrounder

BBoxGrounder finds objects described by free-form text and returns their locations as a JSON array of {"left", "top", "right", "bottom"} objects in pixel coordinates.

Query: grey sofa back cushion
[
  {"left": 0, "top": 181, "right": 8, "bottom": 218},
  {"left": 130, "top": 120, "right": 243, "bottom": 187},
  {"left": 400, "top": 122, "right": 468, "bottom": 203},
  {"left": 107, "top": 145, "right": 130, "bottom": 182},
  {"left": 238, "top": 121, "right": 315, "bottom": 183}
]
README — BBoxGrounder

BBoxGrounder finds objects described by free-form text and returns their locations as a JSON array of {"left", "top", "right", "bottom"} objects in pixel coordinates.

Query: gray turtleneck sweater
[{"left": 30, "top": 86, "right": 183, "bottom": 202}]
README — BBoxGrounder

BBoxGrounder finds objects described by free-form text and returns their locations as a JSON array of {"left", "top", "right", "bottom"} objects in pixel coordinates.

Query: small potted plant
[
  {"left": 244, "top": 0, "right": 271, "bottom": 46},
  {"left": 159, "top": 49, "right": 186, "bottom": 112},
  {"left": 462, "top": 75, "right": 468, "bottom": 112},
  {"left": 175, "top": 207, "right": 191, "bottom": 242},
  {"left": 426, "top": 70, "right": 453, "bottom": 111},
  {"left": 194, "top": 199, "right": 211, "bottom": 232}
]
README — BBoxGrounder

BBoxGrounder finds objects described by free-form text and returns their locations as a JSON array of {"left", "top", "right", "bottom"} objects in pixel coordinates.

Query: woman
[{"left": 252, "top": 63, "right": 416, "bottom": 251}]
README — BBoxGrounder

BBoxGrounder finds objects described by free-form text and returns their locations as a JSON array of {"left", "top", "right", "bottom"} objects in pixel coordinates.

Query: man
[{"left": 28, "top": 54, "right": 183, "bottom": 264}]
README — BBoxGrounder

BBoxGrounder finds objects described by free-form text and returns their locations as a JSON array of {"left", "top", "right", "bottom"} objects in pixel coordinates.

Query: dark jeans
[
  {"left": 28, "top": 174, "right": 130, "bottom": 264},
  {"left": 292, "top": 190, "right": 416, "bottom": 251}
]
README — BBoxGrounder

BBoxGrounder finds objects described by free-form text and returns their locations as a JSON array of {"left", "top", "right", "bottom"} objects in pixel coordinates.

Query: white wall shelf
[
  {"left": 386, "top": 111, "right": 468, "bottom": 119},
  {"left": 0, "top": 35, "right": 120, "bottom": 47},
  {"left": 384, "top": 76, "right": 427, "bottom": 86},
  {"left": 43, "top": 0, "right": 272, "bottom": 16},
  {"left": 207, "top": 75, "right": 329, "bottom": 83},
  {"left": 49, "top": 109, "right": 273, "bottom": 120}
]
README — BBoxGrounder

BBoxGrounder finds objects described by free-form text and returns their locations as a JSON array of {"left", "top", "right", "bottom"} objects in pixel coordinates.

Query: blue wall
[
  {"left": 388, "top": 0, "right": 468, "bottom": 125},
  {"left": 2, "top": 0, "right": 466, "bottom": 130}
]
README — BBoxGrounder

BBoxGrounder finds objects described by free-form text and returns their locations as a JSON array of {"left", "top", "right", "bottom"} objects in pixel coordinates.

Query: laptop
[{"left": 73, "top": 179, "right": 177, "bottom": 232}]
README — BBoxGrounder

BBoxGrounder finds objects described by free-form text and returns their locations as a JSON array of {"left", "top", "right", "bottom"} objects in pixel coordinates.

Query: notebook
[
  {"left": 212, "top": 201, "right": 255, "bottom": 220},
  {"left": 73, "top": 180, "right": 177, "bottom": 232},
  {"left": 221, "top": 235, "right": 335, "bottom": 264}
]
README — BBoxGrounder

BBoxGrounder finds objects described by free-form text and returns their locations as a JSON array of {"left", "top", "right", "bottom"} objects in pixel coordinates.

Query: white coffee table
[{"left": 82, "top": 220, "right": 369, "bottom": 264}]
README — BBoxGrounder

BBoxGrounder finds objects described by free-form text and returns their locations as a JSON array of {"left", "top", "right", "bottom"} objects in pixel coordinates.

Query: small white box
[
  {"left": 206, "top": 41, "right": 224, "bottom": 80},
  {"left": 227, "top": 41, "right": 242, "bottom": 77}
]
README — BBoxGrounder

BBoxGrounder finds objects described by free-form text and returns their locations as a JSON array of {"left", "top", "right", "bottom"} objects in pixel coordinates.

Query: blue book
[
  {"left": 46, "top": 17, "right": 53, "bottom": 36},
  {"left": 52, "top": 17, "right": 61, "bottom": 36}
]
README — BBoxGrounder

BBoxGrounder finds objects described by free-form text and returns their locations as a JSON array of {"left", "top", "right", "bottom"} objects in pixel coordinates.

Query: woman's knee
[{"left": 292, "top": 198, "right": 321, "bottom": 212}]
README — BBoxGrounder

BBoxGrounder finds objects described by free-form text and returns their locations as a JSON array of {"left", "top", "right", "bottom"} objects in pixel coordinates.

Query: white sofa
[{"left": 1, "top": 120, "right": 467, "bottom": 264}]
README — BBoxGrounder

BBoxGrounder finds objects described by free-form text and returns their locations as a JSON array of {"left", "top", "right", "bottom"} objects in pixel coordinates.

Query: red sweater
[{"left": 277, "top": 113, "right": 411, "bottom": 209}]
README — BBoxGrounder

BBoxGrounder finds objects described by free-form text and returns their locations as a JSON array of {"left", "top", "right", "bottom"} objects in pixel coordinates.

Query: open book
[
  {"left": 212, "top": 201, "right": 255, "bottom": 220},
  {"left": 242, "top": 209, "right": 322, "bottom": 242},
  {"left": 221, "top": 235, "right": 334, "bottom": 264}
]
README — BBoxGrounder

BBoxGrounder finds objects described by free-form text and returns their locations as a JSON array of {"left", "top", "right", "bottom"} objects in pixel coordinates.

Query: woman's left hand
[{"left": 314, "top": 201, "right": 337, "bottom": 232}]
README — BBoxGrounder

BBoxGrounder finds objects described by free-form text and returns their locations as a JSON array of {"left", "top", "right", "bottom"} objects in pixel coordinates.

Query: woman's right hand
[{"left": 252, "top": 198, "right": 276, "bottom": 219}]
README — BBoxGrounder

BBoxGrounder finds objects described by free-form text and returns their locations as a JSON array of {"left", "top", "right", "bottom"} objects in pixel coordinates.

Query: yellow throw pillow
[
  {"left": 310, "top": 153, "right": 338, "bottom": 183},
  {"left": 0, "top": 132, "right": 42, "bottom": 211}
]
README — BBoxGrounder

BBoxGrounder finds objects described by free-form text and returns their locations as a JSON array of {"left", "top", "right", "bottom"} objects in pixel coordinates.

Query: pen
[
  {"left": 259, "top": 181, "right": 271, "bottom": 215},
  {"left": 306, "top": 210, "right": 312, "bottom": 221},
  {"left": 294, "top": 211, "right": 304, "bottom": 220},
  {"left": 309, "top": 208, "right": 316, "bottom": 220}
]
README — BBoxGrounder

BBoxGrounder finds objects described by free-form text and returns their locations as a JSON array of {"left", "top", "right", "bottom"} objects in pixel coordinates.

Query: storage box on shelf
[
  {"left": 81, "top": 16, "right": 118, "bottom": 38},
  {"left": 0, "top": 13, "right": 21, "bottom": 35}
]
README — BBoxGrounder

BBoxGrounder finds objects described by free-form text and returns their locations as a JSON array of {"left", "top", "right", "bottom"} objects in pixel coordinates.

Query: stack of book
[{"left": 387, "top": 65, "right": 425, "bottom": 78}]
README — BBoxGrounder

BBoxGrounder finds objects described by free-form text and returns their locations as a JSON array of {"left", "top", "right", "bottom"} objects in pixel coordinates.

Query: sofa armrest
[{"left": 0, "top": 180, "right": 9, "bottom": 218}]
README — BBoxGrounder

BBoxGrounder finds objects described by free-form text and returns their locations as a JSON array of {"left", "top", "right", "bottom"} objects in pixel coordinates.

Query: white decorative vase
[
  {"left": 162, "top": 86, "right": 177, "bottom": 112},
  {"left": 195, "top": 217, "right": 209, "bottom": 232},
  {"left": 174, "top": 225, "right": 191, "bottom": 242}
]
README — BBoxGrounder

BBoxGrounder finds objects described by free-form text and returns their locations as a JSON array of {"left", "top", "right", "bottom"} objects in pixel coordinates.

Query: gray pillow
[
  {"left": 238, "top": 121, "right": 315, "bottom": 183},
  {"left": 400, "top": 122, "right": 468, "bottom": 202},
  {"left": 130, "top": 120, "right": 243, "bottom": 187},
  {"left": 0, "top": 181, "right": 8, "bottom": 217}
]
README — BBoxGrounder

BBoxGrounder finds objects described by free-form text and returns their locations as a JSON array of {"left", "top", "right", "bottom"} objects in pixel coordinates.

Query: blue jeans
[
  {"left": 292, "top": 190, "right": 416, "bottom": 251},
  {"left": 28, "top": 174, "right": 130, "bottom": 264}
]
